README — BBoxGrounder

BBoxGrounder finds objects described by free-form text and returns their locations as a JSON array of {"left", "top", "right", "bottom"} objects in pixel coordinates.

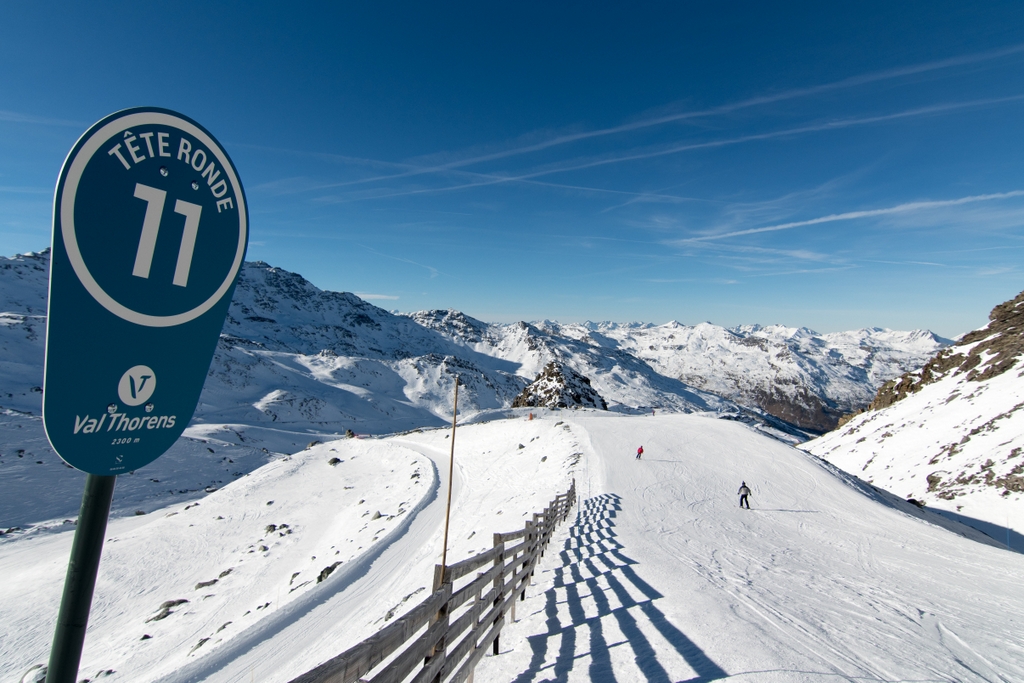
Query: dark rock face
[
  {"left": 317, "top": 561, "right": 342, "bottom": 583},
  {"left": 870, "top": 290, "right": 1024, "bottom": 411},
  {"left": 511, "top": 362, "right": 608, "bottom": 410},
  {"left": 751, "top": 386, "right": 843, "bottom": 434}
]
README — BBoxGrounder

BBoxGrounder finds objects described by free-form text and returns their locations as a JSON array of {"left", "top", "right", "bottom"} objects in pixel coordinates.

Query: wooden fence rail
[{"left": 290, "top": 479, "right": 577, "bottom": 683}]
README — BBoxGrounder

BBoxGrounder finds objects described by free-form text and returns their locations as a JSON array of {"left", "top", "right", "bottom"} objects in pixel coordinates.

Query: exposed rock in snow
[
  {"left": 804, "top": 289, "right": 1024, "bottom": 536},
  {"left": 869, "top": 290, "right": 1024, "bottom": 410},
  {"left": 0, "top": 250, "right": 49, "bottom": 316},
  {"left": 512, "top": 362, "right": 608, "bottom": 410}
]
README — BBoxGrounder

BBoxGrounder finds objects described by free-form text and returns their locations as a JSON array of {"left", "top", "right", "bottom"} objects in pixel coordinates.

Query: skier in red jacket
[{"left": 636, "top": 445, "right": 643, "bottom": 460}]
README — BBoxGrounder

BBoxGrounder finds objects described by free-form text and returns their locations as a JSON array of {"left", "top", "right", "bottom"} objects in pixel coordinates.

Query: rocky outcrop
[
  {"left": 511, "top": 362, "right": 607, "bottom": 410},
  {"left": 751, "top": 384, "right": 843, "bottom": 434},
  {"left": 804, "top": 290, "right": 1024, "bottom": 532},
  {"left": 870, "top": 290, "right": 1024, "bottom": 411}
]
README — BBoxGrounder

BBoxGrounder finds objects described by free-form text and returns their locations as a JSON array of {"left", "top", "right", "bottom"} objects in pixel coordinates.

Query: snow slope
[
  {"left": 479, "top": 414, "right": 1020, "bottom": 682},
  {"left": 5, "top": 413, "right": 1021, "bottom": 682},
  {"left": 2, "top": 415, "right": 582, "bottom": 682},
  {"left": 802, "top": 290, "right": 1024, "bottom": 542}
]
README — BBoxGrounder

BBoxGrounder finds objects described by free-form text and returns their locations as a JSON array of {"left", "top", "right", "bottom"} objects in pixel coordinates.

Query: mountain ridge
[
  {"left": 803, "top": 288, "right": 1024, "bottom": 536},
  {"left": 0, "top": 249, "right": 946, "bottom": 437}
]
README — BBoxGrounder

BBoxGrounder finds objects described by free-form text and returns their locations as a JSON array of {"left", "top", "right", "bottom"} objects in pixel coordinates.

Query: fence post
[
  {"left": 522, "top": 520, "right": 534, "bottom": 599},
  {"left": 531, "top": 514, "right": 541, "bottom": 577},
  {"left": 427, "top": 564, "right": 448, "bottom": 682},
  {"left": 492, "top": 533, "right": 505, "bottom": 656},
  {"left": 511, "top": 579, "right": 517, "bottom": 624},
  {"left": 539, "top": 509, "right": 547, "bottom": 559}
]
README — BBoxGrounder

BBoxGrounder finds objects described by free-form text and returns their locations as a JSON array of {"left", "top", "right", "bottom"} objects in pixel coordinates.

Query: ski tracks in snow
[
  {"left": 151, "top": 442, "right": 448, "bottom": 683},
  {"left": 480, "top": 413, "right": 1024, "bottom": 682}
]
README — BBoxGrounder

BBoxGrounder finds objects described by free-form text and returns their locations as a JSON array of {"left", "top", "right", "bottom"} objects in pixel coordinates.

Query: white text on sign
[
  {"left": 107, "top": 131, "right": 236, "bottom": 214},
  {"left": 132, "top": 183, "right": 203, "bottom": 287}
]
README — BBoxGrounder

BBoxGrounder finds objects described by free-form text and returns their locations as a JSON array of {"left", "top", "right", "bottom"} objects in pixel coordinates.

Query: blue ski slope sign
[{"left": 44, "top": 108, "right": 248, "bottom": 475}]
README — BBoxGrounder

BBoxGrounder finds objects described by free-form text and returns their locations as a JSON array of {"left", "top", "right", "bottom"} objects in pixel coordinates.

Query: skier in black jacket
[{"left": 738, "top": 482, "right": 751, "bottom": 509}]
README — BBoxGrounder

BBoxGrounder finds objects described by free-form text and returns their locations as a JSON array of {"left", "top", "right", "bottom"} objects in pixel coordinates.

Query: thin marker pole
[
  {"left": 46, "top": 474, "right": 117, "bottom": 683},
  {"left": 440, "top": 377, "right": 459, "bottom": 574}
]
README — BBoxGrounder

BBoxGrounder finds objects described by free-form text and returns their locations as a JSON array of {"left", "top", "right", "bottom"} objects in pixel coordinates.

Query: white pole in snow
[{"left": 440, "top": 377, "right": 459, "bottom": 575}]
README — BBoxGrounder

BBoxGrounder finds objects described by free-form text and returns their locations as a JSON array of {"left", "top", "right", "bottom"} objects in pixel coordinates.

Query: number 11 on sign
[{"left": 132, "top": 182, "right": 202, "bottom": 287}]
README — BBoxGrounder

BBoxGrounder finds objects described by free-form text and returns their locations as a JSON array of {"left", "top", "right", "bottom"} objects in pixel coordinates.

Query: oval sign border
[{"left": 58, "top": 109, "right": 248, "bottom": 328}]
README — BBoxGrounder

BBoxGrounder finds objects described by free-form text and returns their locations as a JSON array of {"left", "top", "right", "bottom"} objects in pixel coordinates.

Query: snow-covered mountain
[
  {"left": 0, "top": 250, "right": 759, "bottom": 529},
  {"left": 803, "top": 289, "right": 1024, "bottom": 538},
  {"left": 542, "top": 320, "right": 950, "bottom": 432},
  {"left": 0, "top": 249, "right": 948, "bottom": 521}
]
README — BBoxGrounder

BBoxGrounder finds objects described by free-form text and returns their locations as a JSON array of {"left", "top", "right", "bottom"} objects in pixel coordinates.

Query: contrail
[
  {"left": 333, "top": 97, "right": 1024, "bottom": 202},
  {"left": 676, "top": 190, "right": 1024, "bottom": 243},
  {"left": 313, "top": 43, "right": 1024, "bottom": 189},
  {"left": 0, "top": 109, "right": 85, "bottom": 127}
]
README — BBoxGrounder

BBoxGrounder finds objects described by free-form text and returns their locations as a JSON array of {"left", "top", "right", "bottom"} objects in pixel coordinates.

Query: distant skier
[
  {"left": 636, "top": 445, "right": 644, "bottom": 460},
  {"left": 738, "top": 481, "right": 751, "bottom": 509}
]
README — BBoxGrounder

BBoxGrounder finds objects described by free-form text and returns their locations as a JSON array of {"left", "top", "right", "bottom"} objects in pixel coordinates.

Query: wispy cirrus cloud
[
  {"left": 0, "top": 109, "right": 84, "bottom": 127},
  {"left": 310, "top": 42, "right": 1024, "bottom": 189},
  {"left": 644, "top": 277, "right": 739, "bottom": 285},
  {"left": 747, "top": 264, "right": 859, "bottom": 277},
  {"left": 675, "top": 190, "right": 1024, "bottom": 244},
  {"left": 250, "top": 145, "right": 703, "bottom": 205},
  {"left": 356, "top": 244, "right": 446, "bottom": 279},
  {"left": 355, "top": 292, "right": 399, "bottom": 300},
  {"left": 975, "top": 266, "right": 1018, "bottom": 276},
  {"left": 329, "top": 96, "right": 1024, "bottom": 203},
  {"left": 310, "top": 166, "right": 704, "bottom": 205},
  {"left": 861, "top": 259, "right": 946, "bottom": 267}
]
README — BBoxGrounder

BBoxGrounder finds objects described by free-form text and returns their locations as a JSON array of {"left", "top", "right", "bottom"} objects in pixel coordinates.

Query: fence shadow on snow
[{"left": 512, "top": 493, "right": 728, "bottom": 683}]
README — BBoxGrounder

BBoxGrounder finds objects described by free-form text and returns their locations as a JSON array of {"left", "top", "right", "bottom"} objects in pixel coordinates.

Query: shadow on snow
[{"left": 512, "top": 494, "right": 728, "bottom": 683}]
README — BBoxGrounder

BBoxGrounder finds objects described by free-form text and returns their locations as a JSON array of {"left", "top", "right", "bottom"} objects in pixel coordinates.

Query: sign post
[{"left": 42, "top": 107, "right": 248, "bottom": 683}]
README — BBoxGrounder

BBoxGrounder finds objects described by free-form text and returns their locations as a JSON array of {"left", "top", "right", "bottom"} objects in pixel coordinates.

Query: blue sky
[{"left": 2, "top": 2, "right": 1023, "bottom": 337}]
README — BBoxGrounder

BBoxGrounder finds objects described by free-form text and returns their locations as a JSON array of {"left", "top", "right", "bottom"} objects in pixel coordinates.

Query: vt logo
[{"left": 117, "top": 365, "right": 157, "bottom": 406}]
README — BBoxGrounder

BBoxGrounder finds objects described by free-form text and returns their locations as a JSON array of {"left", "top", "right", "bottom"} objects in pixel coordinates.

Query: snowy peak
[
  {"left": 405, "top": 309, "right": 490, "bottom": 345},
  {"left": 0, "top": 249, "right": 49, "bottom": 315},
  {"left": 511, "top": 362, "right": 608, "bottom": 410},
  {"left": 227, "top": 261, "right": 409, "bottom": 356},
  {"left": 0, "top": 249, "right": 941, "bottom": 441},
  {"left": 870, "top": 290, "right": 1023, "bottom": 411},
  {"left": 804, "top": 288, "right": 1024, "bottom": 536},
  {"left": 589, "top": 319, "right": 947, "bottom": 432}
]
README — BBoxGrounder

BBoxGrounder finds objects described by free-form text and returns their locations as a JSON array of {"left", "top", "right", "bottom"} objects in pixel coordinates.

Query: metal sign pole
[
  {"left": 41, "top": 107, "right": 247, "bottom": 683},
  {"left": 46, "top": 474, "right": 116, "bottom": 683}
]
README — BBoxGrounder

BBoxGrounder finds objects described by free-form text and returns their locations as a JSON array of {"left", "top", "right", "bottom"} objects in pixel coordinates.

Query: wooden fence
[{"left": 289, "top": 479, "right": 577, "bottom": 683}]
